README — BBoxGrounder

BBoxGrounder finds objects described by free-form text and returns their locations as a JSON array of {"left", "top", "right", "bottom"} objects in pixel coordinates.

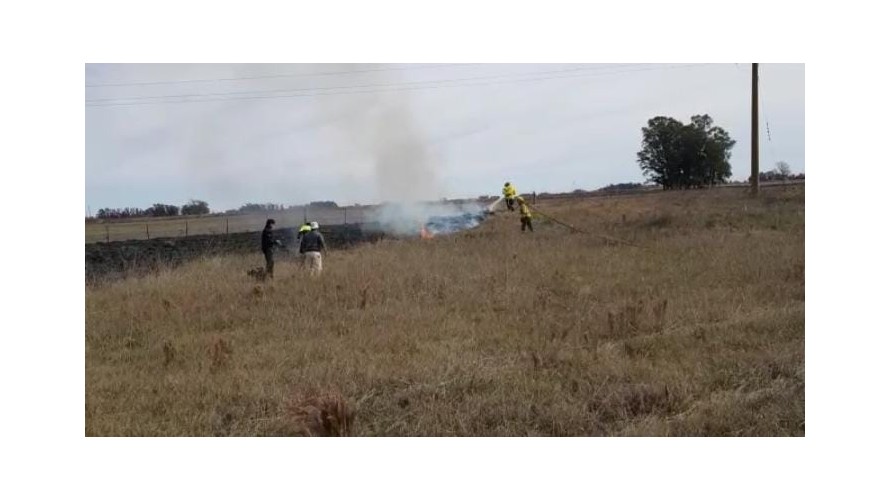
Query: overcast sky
[{"left": 85, "top": 63, "right": 804, "bottom": 212}]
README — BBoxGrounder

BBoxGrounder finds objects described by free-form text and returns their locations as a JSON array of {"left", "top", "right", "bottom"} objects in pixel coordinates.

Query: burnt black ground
[{"left": 85, "top": 224, "right": 386, "bottom": 283}]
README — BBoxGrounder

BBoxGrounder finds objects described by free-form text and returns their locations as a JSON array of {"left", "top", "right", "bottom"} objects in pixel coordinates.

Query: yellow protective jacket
[
  {"left": 519, "top": 203, "right": 531, "bottom": 217},
  {"left": 502, "top": 185, "right": 517, "bottom": 198}
]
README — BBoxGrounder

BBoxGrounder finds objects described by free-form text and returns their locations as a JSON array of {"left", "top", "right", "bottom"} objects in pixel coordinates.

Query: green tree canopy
[
  {"left": 637, "top": 114, "right": 736, "bottom": 189},
  {"left": 181, "top": 199, "right": 210, "bottom": 216},
  {"left": 146, "top": 203, "right": 179, "bottom": 217}
]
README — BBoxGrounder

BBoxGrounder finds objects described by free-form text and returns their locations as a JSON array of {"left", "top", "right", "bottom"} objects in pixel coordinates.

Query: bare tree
[{"left": 776, "top": 161, "right": 791, "bottom": 177}]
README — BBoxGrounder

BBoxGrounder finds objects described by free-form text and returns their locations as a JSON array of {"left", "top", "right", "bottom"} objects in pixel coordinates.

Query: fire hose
[{"left": 528, "top": 205, "right": 646, "bottom": 249}]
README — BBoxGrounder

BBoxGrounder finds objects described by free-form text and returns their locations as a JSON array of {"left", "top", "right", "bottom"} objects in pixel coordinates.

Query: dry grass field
[{"left": 85, "top": 185, "right": 804, "bottom": 436}]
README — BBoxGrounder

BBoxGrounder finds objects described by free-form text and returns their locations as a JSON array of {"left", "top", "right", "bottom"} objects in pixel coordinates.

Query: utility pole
[{"left": 751, "top": 63, "right": 760, "bottom": 196}]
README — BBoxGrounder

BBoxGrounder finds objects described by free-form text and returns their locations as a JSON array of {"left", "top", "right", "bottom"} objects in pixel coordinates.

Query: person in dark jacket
[
  {"left": 299, "top": 221, "right": 326, "bottom": 276},
  {"left": 261, "top": 219, "right": 282, "bottom": 279}
]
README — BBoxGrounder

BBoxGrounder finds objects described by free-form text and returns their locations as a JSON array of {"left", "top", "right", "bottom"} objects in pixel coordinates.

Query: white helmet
[{"left": 310, "top": 221, "right": 319, "bottom": 230}]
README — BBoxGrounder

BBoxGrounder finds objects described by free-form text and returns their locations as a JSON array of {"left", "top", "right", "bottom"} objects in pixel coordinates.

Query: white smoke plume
[
  {"left": 368, "top": 200, "right": 488, "bottom": 236},
  {"left": 311, "top": 64, "right": 453, "bottom": 234}
]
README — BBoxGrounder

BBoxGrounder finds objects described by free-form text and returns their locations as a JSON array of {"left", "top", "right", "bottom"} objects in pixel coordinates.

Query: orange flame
[{"left": 420, "top": 225, "right": 433, "bottom": 239}]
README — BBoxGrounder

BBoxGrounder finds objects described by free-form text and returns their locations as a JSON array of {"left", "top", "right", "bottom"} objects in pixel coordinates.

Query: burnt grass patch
[{"left": 85, "top": 223, "right": 386, "bottom": 283}]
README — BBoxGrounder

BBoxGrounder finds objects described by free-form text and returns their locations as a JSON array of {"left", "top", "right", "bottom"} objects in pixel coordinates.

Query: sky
[{"left": 85, "top": 63, "right": 804, "bottom": 212}]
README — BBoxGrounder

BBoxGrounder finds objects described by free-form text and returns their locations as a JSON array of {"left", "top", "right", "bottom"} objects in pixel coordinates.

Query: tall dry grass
[{"left": 85, "top": 185, "right": 804, "bottom": 436}]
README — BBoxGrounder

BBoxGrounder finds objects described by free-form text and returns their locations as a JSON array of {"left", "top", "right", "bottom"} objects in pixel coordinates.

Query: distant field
[
  {"left": 85, "top": 185, "right": 804, "bottom": 436},
  {"left": 85, "top": 206, "right": 371, "bottom": 243},
  {"left": 85, "top": 182, "right": 802, "bottom": 244}
]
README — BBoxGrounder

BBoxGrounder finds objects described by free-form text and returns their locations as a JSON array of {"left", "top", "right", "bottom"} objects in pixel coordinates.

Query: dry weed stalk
[
  {"left": 162, "top": 340, "right": 176, "bottom": 367},
  {"left": 208, "top": 337, "right": 233, "bottom": 372},
  {"left": 286, "top": 390, "right": 353, "bottom": 437},
  {"left": 652, "top": 299, "right": 669, "bottom": 333}
]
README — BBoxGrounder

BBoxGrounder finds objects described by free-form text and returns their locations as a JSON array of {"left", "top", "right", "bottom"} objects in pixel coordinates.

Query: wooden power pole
[{"left": 751, "top": 63, "right": 760, "bottom": 196}]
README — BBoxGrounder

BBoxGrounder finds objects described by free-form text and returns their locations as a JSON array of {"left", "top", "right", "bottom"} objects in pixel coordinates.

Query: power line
[
  {"left": 89, "top": 64, "right": 704, "bottom": 108},
  {"left": 758, "top": 67, "right": 778, "bottom": 168},
  {"left": 86, "top": 64, "right": 691, "bottom": 108},
  {"left": 85, "top": 63, "right": 481, "bottom": 88},
  {"left": 86, "top": 64, "right": 647, "bottom": 104},
  {"left": 86, "top": 64, "right": 707, "bottom": 108}
]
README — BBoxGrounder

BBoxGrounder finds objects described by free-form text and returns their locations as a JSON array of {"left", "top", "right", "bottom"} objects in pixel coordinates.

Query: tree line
[
  {"left": 221, "top": 201, "right": 341, "bottom": 215},
  {"left": 91, "top": 199, "right": 347, "bottom": 221},
  {"left": 94, "top": 200, "right": 209, "bottom": 220},
  {"left": 758, "top": 161, "right": 804, "bottom": 182}
]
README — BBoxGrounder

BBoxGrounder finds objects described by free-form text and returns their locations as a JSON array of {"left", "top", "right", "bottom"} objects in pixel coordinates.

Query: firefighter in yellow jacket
[
  {"left": 502, "top": 182, "right": 518, "bottom": 211},
  {"left": 517, "top": 196, "right": 533, "bottom": 232}
]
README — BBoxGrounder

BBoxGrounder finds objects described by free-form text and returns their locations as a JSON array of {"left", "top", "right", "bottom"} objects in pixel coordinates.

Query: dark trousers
[
  {"left": 506, "top": 197, "right": 515, "bottom": 211},
  {"left": 521, "top": 216, "right": 533, "bottom": 232},
  {"left": 263, "top": 249, "right": 274, "bottom": 278}
]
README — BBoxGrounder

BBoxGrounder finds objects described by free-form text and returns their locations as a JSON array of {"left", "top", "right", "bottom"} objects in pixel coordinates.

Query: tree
[
  {"left": 309, "top": 201, "right": 339, "bottom": 209},
  {"left": 146, "top": 203, "right": 179, "bottom": 217},
  {"left": 181, "top": 199, "right": 210, "bottom": 216},
  {"left": 599, "top": 182, "right": 644, "bottom": 192},
  {"left": 238, "top": 203, "right": 280, "bottom": 214},
  {"left": 96, "top": 207, "right": 146, "bottom": 219},
  {"left": 776, "top": 161, "right": 791, "bottom": 177},
  {"left": 637, "top": 114, "right": 736, "bottom": 189}
]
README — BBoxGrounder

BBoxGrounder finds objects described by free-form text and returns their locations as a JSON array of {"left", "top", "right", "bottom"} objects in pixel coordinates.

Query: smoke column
[{"left": 312, "top": 64, "right": 449, "bottom": 233}]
